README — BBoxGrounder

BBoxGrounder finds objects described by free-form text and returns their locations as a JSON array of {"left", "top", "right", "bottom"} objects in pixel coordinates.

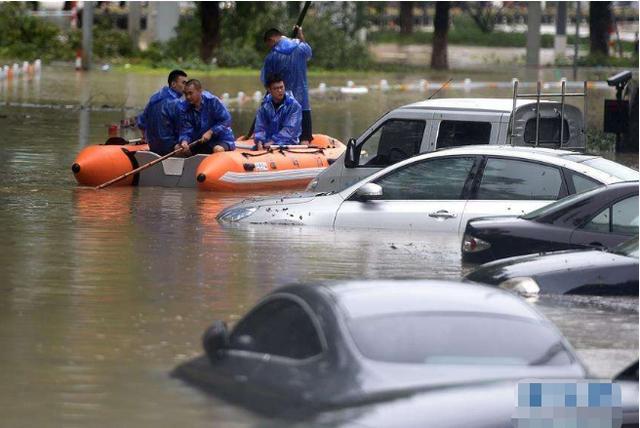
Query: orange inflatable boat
[{"left": 72, "top": 134, "right": 344, "bottom": 191}]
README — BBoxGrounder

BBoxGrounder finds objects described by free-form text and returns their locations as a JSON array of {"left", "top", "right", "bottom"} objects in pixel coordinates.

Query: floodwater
[{"left": 0, "top": 66, "right": 637, "bottom": 427}]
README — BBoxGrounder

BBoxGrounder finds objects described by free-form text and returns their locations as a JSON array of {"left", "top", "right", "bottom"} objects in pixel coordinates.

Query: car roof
[
  {"left": 315, "top": 280, "right": 542, "bottom": 321},
  {"left": 400, "top": 98, "right": 559, "bottom": 113},
  {"left": 343, "top": 145, "right": 635, "bottom": 187}
]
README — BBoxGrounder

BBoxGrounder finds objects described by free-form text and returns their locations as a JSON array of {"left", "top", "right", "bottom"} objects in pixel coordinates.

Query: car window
[
  {"left": 358, "top": 119, "right": 425, "bottom": 167},
  {"left": 520, "top": 185, "right": 604, "bottom": 221},
  {"left": 229, "top": 297, "right": 323, "bottom": 360},
  {"left": 570, "top": 173, "right": 601, "bottom": 193},
  {"left": 348, "top": 313, "right": 573, "bottom": 366},
  {"left": 582, "top": 209, "right": 610, "bottom": 233},
  {"left": 582, "top": 207, "right": 611, "bottom": 233},
  {"left": 582, "top": 196, "right": 639, "bottom": 235},
  {"left": 436, "top": 121, "right": 491, "bottom": 148},
  {"left": 524, "top": 118, "right": 570, "bottom": 144},
  {"left": 612, "top": 196, "right": 639, "bottom": 235},
  {"left": 373, "top": 157, "right": 475, "bottom": 200},
  {"left": 477, "top": 158, "right": 563, "bottom": 200}
]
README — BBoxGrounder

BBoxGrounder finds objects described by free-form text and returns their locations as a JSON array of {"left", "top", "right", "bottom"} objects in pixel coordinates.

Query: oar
[
  {"left": 244, "top": 1, "right": 312, "bottom": 139},
  {"left": 95, "top": 139, "right": 203, "bottom": 190}
]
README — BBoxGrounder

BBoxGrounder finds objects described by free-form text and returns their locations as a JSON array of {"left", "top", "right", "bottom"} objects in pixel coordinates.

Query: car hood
[
  {"left": 467, "top": 249, "right": 635, "bottom": 284},
  {"left": 218, "top": 192, "right": 327, "bottom": 214}
]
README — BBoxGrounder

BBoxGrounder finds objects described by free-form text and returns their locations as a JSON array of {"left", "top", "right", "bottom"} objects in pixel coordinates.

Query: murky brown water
[{"left": 0, "top": 66, "right": 637, "bottom": 427}]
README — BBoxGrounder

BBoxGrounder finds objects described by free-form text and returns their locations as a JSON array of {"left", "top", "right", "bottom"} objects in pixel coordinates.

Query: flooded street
[{"left": 0, "top": 66, "right": 637, "bottom": 427}]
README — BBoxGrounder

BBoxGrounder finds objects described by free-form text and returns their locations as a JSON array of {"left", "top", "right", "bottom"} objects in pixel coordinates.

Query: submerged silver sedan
[{"left": 217, "top": 146, "right": 638, "bottom": 236}]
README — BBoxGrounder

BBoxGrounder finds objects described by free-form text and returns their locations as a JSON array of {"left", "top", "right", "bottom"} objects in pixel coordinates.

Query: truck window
[
  {"left": 357, "top": 119, "right": 425, "bottom": 167},
  {"left": 436, "top": 121, "right": 491, "bottom": 148},
  {"left": 524, "top": 118, "right": 570, "bottom": 145}
]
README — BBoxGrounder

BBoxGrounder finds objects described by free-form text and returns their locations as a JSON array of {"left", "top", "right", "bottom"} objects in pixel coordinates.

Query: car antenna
[{"left": 427, "top": 78, "right": 453, "bottom": 100}]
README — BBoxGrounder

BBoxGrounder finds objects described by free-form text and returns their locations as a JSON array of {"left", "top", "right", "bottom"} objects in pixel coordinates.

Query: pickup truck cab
[{"left": 309, "top": 98, "right": 586, "bottom": 193}]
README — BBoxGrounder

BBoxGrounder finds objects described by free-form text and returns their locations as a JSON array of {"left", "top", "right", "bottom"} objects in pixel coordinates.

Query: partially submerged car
[
  {"left": 464, "top": 237, "right": 639, "bottom": 296},
  {"left": 173, "top": 280, "right": 587, "bottom": 420},
  {"left": 462, "top": 181, "right": 639, "bottom": 263},
  {"left": 217, "top": 146, "right": 638, "bottom": 234}
]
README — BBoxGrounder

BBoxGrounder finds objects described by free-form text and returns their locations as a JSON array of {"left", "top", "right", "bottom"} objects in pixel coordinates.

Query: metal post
[
  {"left": 555, "top": 2, "right": 568, "bottom": 61},
  {"left": 128, "top": 2, "right": 141, "bottom": 51},
  {"left": 510, "top": 79, "right": 519, "bottom": 145},
  {"left": 81, "top": 1, "right": 94, "bottom": 71},
  {"left": 535, "top": 81, "right": 542, "bottom": 147},
  {"left": 583, "top": 80, "right": 588, "bottom": 146},
  {"left": 560, "top": 79, "right": 566, "bottom": 147},
  {"left": 526, "top": 2, "right": 542, "bottom": 67},
  {"left": 572, "top": 1, "right": 581, "bottom": 81}
]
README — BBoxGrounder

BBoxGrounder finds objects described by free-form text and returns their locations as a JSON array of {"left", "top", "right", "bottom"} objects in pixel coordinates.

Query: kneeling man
[
  {"left": 177, "top": 79, "right": 236, "bottom": 156},
  {"left": 254, "top": 74, "right": 302, "bottom": 151}
]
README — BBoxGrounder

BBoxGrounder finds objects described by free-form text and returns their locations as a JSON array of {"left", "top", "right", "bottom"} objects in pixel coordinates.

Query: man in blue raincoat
[
  {"left": 254, "top": 74, "right": 302, "bottom": 151},
  {"left": 261, "top": 26, "right": 312, "bottom": 144},
  {"left": 137, "top": 69, "right": 187, "bottom": 156},
  {"left": 177, "top": 79, "right": 236, "bottom": 156}
]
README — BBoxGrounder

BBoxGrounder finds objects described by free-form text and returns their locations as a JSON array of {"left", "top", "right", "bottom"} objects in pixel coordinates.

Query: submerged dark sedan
[
  {"left": 173, "top": 280, "right": 586, "bottom": 422},
  {"left": 462, "top": 181, "right": 639, "bottom": 263},
  {"left": 465, "top": 237, "right": 639, "bottom": 296}
]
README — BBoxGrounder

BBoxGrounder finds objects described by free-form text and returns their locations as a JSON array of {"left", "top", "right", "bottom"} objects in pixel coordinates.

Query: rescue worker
[
  {"left": 177, "top": 79, "right": 236, "bottom": 156},
  {"left": 261, "top": 26, "right": 312, "bottom": 144},
  {"left": 254, "top": 74, "right": 302, "bottom": 151},
  {"left": 137, "top": 69, "right": 187, "bottom": 156}
]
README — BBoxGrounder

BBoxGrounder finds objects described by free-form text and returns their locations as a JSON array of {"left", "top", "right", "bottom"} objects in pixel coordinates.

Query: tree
[
  {"left": 399, "top": 1, "right": 414, "bottom": 35},
  {"left": 589, "top": 1, "right": 611, "bottom": 56},
  {"left": 462, "top": 1, "right": 503, "bottom": 33},
  {"left": 199, "top": 1, "right": 220, "bottom": 63},
  {"left": 431, "top": 1, "right": 449, "bottom": 70}
]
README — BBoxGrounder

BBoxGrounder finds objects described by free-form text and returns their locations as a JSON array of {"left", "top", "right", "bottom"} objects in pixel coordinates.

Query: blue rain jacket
[
  {"left": 254, "top": 92, "right": 302, "bottom": 146},
  {"left": 261, "top": 38, "right": 312, "bottom": 111},
  {"left": 178, "top": 91, "right": 236, "bottom": 151},
  {"left": 137, "top": 86, "right": 183, "bottom": 155}
]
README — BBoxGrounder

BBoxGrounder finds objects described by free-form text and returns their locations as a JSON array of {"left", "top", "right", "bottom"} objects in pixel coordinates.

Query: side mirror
[
  {"left": 344, "top": 138, "right": 357, "bottom": 168},
  {"left": 202, "top": 320, "right": 229, "bottom": 363},
  {"left": 354, "top": 182, "right": 383, "bottom": 201}
]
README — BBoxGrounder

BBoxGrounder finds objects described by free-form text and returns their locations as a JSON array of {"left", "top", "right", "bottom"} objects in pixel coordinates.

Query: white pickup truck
[{"left": 309, "top": 95, "right": 587, "bottom": 193}]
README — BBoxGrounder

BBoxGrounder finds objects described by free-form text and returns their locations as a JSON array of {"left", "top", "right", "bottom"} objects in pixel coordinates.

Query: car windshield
[
  {"left": 610, "top": 237, "right": 639, "bottom": 258},
  {"left": 520, "top": 186, "right": 604, "bottom": 220},
  {"left": 348, "top": 312, "right": 573, "bottom": 366},
  {"left": 571, "top": 156, "right": 639, "bottom": 181}
]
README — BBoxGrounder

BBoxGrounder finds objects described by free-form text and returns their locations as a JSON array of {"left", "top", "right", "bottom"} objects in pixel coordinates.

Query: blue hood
[
  {"left": 149, "top": 86, "right": 181, "bottom": 106},
  {"left": 274, "top": 38, "right": 301, "bottom": 55}
]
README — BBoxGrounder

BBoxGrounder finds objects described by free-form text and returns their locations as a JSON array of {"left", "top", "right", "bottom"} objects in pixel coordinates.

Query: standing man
[
  {"left": 137, "top": 69, "right": 187, "bottom": 156},
  {"left": 177, "top": 79, "right": 236, "bottom": 156},
  {"left": 261, "top": 26, "right": 312, "bottom": 144},
  {"left": 254, "top": 74, "right": 302, "bottom": 151}
]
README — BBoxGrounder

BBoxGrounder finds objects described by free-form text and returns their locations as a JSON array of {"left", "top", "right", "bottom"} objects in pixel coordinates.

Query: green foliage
[
  {"left": 586, "top": 129, "right": 616, "bottom": 152},
  {"left": 94, "top": 28, "right": 134, "bottom": 58},
  {"left": 0, "top": 3, "right": 67, "bottom": 61}
]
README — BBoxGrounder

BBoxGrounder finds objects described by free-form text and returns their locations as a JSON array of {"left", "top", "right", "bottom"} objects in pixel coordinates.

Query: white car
[{"left": 217, "top": 146, "right": 639, "bottom": 235}]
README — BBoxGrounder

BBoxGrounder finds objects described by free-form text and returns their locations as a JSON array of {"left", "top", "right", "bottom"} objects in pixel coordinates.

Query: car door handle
[{"left": 428, "top": 210, "right": 457, "bottom": 219}]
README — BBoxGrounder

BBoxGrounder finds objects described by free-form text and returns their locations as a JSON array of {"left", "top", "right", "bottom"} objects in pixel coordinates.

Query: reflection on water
[{"left": 0, "top": 66, "right": 637, "bottom": 426}]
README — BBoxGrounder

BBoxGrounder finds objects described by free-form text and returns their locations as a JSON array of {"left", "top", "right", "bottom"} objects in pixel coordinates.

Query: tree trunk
[
  {"left": 431, "top": 2, "right": 449, "bottom": 70},
  {"left": 199, "top": 2, "right": 220, "bottom": 64},
  {"left": 399, "top": 2, "right": 414, "bottom": 35},
  {"left": 589, "top": 1, "right": 611, "bottom": 56}
]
